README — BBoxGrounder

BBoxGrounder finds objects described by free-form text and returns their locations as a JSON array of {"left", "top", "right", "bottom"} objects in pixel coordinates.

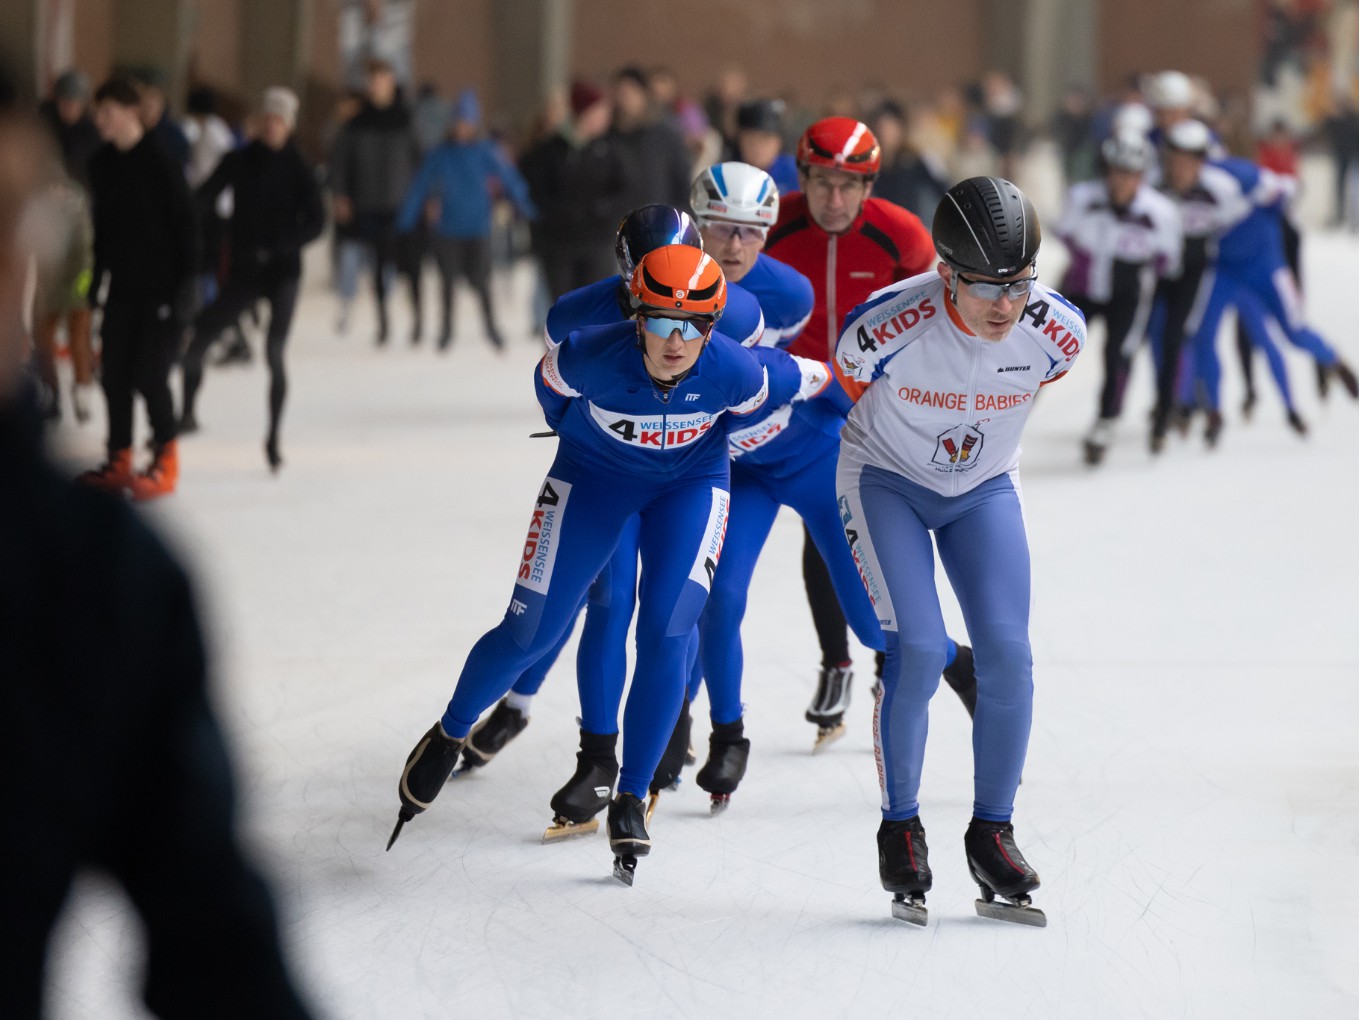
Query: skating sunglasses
[
  {"left": 641, "top": 316, "right": 714, "bottom": 342},
  {"left": 705, "top": 222, "right": 767, "bottom": 245},
  {"left": 957, "top": 272, "right": 1038, "bottom": 301}
]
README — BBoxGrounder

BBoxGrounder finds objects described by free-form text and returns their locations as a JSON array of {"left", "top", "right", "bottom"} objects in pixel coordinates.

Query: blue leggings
[
  {"left": 1185, "top": 262, "right": 1336, "bottom": 411},
  {"left": 696, "top": 452, "right": 886, "bottom": 724},
  {"left": 837, "top": 461, "right": 1032, "bottom": 823},
  {"left": 509, "top": 515, "right": 639, "bottom": 736},
  {"left": 441, "top": 450, "right": 728, "bottom": 799}
]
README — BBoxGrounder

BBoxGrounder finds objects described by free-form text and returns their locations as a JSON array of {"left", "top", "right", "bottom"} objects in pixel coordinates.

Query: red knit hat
[{"left": 570, "top": 80, "right": 606, "bottom": 117}]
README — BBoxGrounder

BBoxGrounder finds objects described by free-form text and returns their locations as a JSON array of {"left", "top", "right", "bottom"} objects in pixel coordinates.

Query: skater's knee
[
  {"left": 972, "top": 635, "right": 1032, "bottom": 703},
  {"left": 886, "top": 638, "right": 947, "bottom": 700}
]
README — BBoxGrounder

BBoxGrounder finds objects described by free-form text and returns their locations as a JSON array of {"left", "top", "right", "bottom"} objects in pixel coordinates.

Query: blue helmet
[{"left": 614, "top": 204, "right": 703, "bottom": 280}]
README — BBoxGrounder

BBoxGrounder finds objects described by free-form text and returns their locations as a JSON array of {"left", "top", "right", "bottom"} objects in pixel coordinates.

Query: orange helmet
[
  {"left": 629, "top": 244, "right": 726, "bottom": 320},
  {"left": 796, "top": 116, "right": 881, "bottom": 178}
]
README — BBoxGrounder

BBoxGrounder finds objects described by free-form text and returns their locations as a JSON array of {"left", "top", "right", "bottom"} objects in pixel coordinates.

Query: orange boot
[
  {"left": 129, "top": 439, "right": 179, "bottom": 501},
  {"left": 78, "top": 448, "right": 134, "bottom": 494}
]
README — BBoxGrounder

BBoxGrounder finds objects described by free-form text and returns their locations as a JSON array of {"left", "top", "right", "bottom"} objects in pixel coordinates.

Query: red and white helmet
[
  {"left": 796, "top": 116, "right": 881, "bottom": 178},
  {"left": 689, "top": 162, "right": 780, "bottom": 229}
]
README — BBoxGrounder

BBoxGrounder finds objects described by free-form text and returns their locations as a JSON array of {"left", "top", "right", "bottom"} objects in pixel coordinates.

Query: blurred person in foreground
[{"left": 0, "top": 81, "right": 313, "bottom": 1020}]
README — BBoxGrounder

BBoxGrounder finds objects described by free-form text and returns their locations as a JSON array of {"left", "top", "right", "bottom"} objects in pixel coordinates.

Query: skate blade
[
  {"left": 812, "top": 723, "right": 847, "bottom": 754},
  {"left": 708, "top": 794, "right": 730, "bottom": 815},
  {"left": 613, "top": 856, "right": 637, "bottom": 886},
  {"left": 974, "top": 898, "right": 1047, "bottom": 927},
  {"left": 385, "top": 807, "right": 414, "bottom": 852},
  {"left": 644, "top": 792, "right": 660, "bottom": 827},
  {"left": 446, "top": 763, "right": 481, "bottom": 782},
  {"left": 890, "top": 895, "right": 928, "bottom": 926},
  {"left": 541, "top": 818, "right": 600, "bottom": 843}
]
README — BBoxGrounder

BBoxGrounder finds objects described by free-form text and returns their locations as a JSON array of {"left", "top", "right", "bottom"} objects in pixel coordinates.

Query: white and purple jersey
[
  {"left": 536, "top": 320, "right": 768, "bottom": 479},
  {"left": 1057, "top": 180, "right": 1182, "bottom": 302},
  {"left": 833, "top": 273, "right": 1087, "bottom": 497}
]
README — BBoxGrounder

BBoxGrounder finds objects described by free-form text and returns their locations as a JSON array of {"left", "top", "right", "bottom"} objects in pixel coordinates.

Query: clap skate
[
  {"left": 965, "top": 818, "right": 1047, "bottom": 927},
  {"left": 450, "top": 698, "right": 528, "bottom": 779},
  {"left": 879, "top": 816, "right": 931, "bottom": 926},
  {"left": 542, "top": 728, "right": 617, "bottom": 843},
  {"left": 387, "top": 722, "right": 466, "bottom": 850},
  {"left": 806, "top": 664, "right": 852, "bottom": 753},
  {"left": 608, "top": 792, "right": 652, "bottom": 886},
  {"left": 648, "top": 700, "right": 692, "bottom": 795},
  {"left": 696, "top": 718, "right": 750, "bottom": 814}
]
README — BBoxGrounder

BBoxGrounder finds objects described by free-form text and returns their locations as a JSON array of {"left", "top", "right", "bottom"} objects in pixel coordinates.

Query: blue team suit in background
[{"left": 1184, "top": 157, "right": 1338, "bottom": 412}]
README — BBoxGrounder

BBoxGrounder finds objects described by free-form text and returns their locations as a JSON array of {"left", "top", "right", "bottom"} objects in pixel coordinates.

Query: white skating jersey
[
  {"left": 1161, "top": 163, "right": 1253, "bottom": 244},
  {"left": 1056, "top": 180, "right": 1183, "bottom": 302},
  {"left": 833, "top": 273, "right": 1087, "bottom": 497}
]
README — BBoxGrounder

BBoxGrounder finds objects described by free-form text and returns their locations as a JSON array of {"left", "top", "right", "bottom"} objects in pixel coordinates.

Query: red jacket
[{"left": 765, "top": 193, "right": 935, "bottom": 360}]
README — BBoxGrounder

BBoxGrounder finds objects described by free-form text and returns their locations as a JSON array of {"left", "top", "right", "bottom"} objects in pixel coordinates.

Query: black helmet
[
  {"left": 614, "top": 204, "right": 703, "bottom": 280},
  {"left": 932, "top": 176, "right": 1040, "bottom": 279}
]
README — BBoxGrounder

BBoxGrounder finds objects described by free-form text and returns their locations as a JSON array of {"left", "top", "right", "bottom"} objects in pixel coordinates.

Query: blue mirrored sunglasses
[
  {"left": 958, "top": 272, "right": 1038, "bottom": 301},
  {"left": 641, "top": 315, "right": 713, "bottom": 341}
]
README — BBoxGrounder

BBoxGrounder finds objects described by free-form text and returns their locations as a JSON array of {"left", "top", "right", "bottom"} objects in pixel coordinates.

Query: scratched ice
[{"left": 43, "top": 225, "right": 1357, "bottom": 1018}]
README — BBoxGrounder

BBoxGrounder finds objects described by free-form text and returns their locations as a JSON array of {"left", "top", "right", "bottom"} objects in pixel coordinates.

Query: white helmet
[
  {"left": 1146, "top": 70, "right": 1193, "bottom": 110},
  {"left": 690, "top": 162, "right": 780, "bottom": 229},
  {"left": 1164, "top": 118, "right": 1212, "bottom": 156},
  {"left": 1111, "top": 102, "right": 1153, "bottom": 138},
  {"left": 1101, "top": 129, "right": 1154, "bottom": 172}
]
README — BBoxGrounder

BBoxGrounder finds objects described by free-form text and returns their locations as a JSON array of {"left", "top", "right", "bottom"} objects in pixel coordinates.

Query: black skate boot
[
  {"left": 806, "top": 663, "right": 853, "bottom": 752},
  {"left": 387, "top": 722, "right": 465, "bottom": 850},
  {"left": 964, "top": 818, "right": 1046, "bottom": 927},
  {"left": 1286, "top": 409, "right": 1309, "bottom": 436},
  {"left": 608, "top": 792, "right": 651, "bottom": 886},
  {"left": 457, "top": 698, "right": 529, "bottom": 774},
  {"left": 878, "top": 816, "right": 932, "bottom": 925},
  {"left": 543, "top": 729, "right": 618, "bottom": 842},
  {"left": 1204, "top": 409, "right": 1224, "bottom": 448},
  {"left": 941, "top": 644, "right": 978, "bottom": 718},
  {"left": 649, "top": 699, "right": 692, "bottom": 796},
  {"left": 695, "top": 718, "right": 751, "bottom": 814},
  {"left": 1330, "top": 359, "right": 1359, "bottom": 399}
]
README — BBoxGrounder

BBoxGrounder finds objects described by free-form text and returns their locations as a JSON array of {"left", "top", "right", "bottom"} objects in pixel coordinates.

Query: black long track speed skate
[
  {"left": 879, "top": 817, "right": 932, "bottom": 926},
  {"left": 964, "top": 818, "right": 1046, "bottom": 927},
  {"left": 695, "top": 718, "right": 750, "bottom": 815},
  {"left": 387, "top": 722, "right": 465, "bottom": 850},
  {"left": 608, "top": 793, "right": 651, "bottom": 886}
]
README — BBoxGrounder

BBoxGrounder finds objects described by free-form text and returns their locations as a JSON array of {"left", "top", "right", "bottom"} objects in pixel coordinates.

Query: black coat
[
  {"left": 0, "top": 392, "right": 313, "bottom": 1018},
  {"left": 198, "top": 140, "right": 326, "bottom": 283},
  {"left": 87, "top": 133, "right": 199, "bottom": 304},
  {"left": 519, "top": 129, "right": 628, "bottom": 250}
]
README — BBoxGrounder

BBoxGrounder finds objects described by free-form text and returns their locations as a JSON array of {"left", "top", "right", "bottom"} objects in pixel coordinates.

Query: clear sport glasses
[
  {"left": 958, "top": 272, "right": 1038, "bottom": 301},
  {"left": 704, "top": 222, "right": 767, "bottom": 245},
  {"left": 641, "top": 316, "right": 713, "bottom": 341}
]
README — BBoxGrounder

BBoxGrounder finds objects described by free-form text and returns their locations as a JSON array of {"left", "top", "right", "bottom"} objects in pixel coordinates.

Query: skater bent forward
[{"left": 833, "top": 177, "right": 1086, "bottom": 926}]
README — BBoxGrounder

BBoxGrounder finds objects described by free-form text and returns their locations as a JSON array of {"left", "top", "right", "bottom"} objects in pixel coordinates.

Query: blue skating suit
[
  {"left": 690, "top": 348, "right": 962, "bottom": 723},
  {"left": 440, "top": 320, "right": 767, "bottom": 799},
  {"left": 1184, "top": 157, "right": 1338, "bottom": 412},
  {"left": 509, "top": 276, "right": 765, "bottom": 729},
  {"left": 738, "top": 252, "right": 814, "bottom": 350}
]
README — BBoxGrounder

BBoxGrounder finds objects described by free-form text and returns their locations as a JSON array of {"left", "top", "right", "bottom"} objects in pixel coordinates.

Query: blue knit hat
[{"left": 452, "top": 88, "right": 480, "bottom": 126}]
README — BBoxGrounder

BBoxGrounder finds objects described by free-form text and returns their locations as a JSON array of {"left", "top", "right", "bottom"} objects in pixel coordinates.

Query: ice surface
[{"left": 43, "top": 232, "right": 1357, "bottom": 1019}]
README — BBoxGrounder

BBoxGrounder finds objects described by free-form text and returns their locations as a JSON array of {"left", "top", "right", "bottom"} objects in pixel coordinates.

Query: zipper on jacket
[{"left": 957, "top": 339, "right": 982, "bottom": 497}]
